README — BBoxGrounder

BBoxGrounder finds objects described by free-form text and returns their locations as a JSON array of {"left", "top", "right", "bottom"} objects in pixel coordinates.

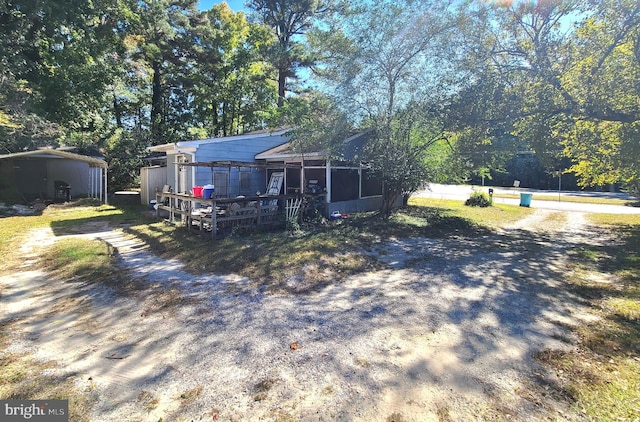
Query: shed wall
[
  {"left": 47, "top": 159, "right": 91, "bottom": 197},
  {"left": 140, "top": 166, "right": 168, "bottom": 204}
]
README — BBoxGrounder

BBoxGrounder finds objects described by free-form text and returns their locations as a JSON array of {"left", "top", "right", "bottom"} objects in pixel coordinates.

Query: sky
[{"left": 197, "top": 0, "right": 247, "bottom": 12}]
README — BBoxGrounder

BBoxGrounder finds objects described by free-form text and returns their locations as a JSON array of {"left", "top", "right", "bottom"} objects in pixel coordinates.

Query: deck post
[
  {"left": 187, "top": 198, "right": 192, "bottom": 232},
  {"left": 212, "top": 198, "right": 217, "bottom": 239}
]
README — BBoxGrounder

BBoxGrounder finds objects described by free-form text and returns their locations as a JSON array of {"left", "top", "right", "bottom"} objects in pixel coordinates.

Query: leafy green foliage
[
  {"left": 247, "top": 0, "right": 344, "bottom": 107},
  {"left": 2, "top": 0, "right": 639, "bottom": 199},
  {"left": 102, "top": 129, "right": 149, "bottom": 190},
  {"left": 464, "top": 190, "right": 493, "bottom": 207},
  {"left": 305, "top": 0, "right": 463, "bottom": 217},
  {"left": 279, "top": 91, "right": 353, "bottom": 156},
  {"left": 366, "top": 105, "right": 449, "bottom": 217},
  {"left": 450, "top": 0, "right": 640, "bottom": 191},
  {"left": 191, "top": 3, "right": 278, "bottom": 137}
]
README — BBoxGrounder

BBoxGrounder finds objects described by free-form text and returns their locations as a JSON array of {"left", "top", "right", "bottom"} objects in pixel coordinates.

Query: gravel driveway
[{"left": 1, "top": 210, "right": 603, "bottom": 421}]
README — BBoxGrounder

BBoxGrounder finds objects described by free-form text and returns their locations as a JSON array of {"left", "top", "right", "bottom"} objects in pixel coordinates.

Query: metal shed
[{"left": 0, "top": 149, "right": 108, "bottom": 203}]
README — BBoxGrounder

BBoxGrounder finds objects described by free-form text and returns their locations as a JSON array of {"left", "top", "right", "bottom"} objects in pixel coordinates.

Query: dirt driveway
[{"left": 1, "top": 210, "right": 604, "bottom": 421}]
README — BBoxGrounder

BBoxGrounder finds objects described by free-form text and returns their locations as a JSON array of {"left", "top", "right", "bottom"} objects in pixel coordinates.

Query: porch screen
[
  {"left": 213, "top": 171, "right": 229, "bottom": 197},
  {"left": 331, "top": 169, "right": 359, "bottom": 201},
  {"left": 361, "top": 168, "right": 383, "bottom": 197},
  {"left": 239, "top": 170, "right": 251, "bottom": 194}
]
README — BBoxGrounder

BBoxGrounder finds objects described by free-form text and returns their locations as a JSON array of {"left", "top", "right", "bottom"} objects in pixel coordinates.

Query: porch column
[
  {"left": 93, "top": 167, "right": 99, "bottom": 199},
  {"left": 88, "top": 167, "right": 93, "bottom": 199},
  {"left": 325, "top": 160, "right": 331, "bottom": 203},
  {"left": 103, "top": 166, "right": 108, "bottom": 204}
]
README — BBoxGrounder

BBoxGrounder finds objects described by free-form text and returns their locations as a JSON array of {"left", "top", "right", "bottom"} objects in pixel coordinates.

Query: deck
[{"left": 155, "top": 192, "right": 325, "bottom": 238}]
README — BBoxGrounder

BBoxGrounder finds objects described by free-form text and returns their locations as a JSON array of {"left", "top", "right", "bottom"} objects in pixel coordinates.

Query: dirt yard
[{"left": 1, "top": 210, "right": 606, "bottom": 421}]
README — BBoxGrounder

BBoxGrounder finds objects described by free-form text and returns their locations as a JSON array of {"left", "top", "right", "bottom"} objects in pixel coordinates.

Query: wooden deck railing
[{"left": 155, "top": 191, "right": 324, "bottom": 238}]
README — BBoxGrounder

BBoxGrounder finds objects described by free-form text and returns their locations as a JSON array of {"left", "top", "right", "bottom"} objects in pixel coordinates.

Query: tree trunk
[
  {"left": 112, "top": 92, "right": 122, "bottom": 128},
  {"left": 277, "top": 67, "right": 286, "bottom": 108},
  {"left": 150, "top": 60, "right": 163, "bottom": 145},
  {"left": 222, "top": 101, "right": 228, "bottom": 136},
  {"left": 381, "top": 186, "right": 400, "bottom": 218},
  {"left": 211, "top": 101, "right": 219, "bottom": 137},
  {"left": 402, "top": 192, "right": 411, "bottom": 207}
]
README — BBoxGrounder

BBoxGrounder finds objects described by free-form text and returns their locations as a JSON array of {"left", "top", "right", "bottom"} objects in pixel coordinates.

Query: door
[{"left": 267, "top": 172, "right": 284, "bottom": 195}]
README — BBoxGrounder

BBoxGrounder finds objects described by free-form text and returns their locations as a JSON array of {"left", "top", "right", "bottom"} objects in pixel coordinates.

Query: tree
[
  {"left": 0, "top": 0, "right": 126, "bottom": 150},
  {"left": 191, "top": 4, "right": 278, "bottom": 137},
  {"left": 0, "top": 75, "right": 64, "bottom": 153},
  {"left": 559, "top": 0, "right": 640, "bottom": 193},
  {"left": 280, "top": 90, "right": 353, "bottom": 154},
  {"left": 463, "top": 0, "right": 640, "bottom": 193},
  {"left": 124, "top": 0, "right": 206, "bottom": 145},
  {"left": 247, "top": 0, "right": 343, "bottom": 107},
  {"left": 311, "top": 0, "right": 462, "bottom": 217}
]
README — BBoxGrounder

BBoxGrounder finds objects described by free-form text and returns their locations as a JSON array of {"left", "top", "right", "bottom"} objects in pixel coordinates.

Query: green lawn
[{"left": 492, "top": 192, "right": 636, "bottom": 206}]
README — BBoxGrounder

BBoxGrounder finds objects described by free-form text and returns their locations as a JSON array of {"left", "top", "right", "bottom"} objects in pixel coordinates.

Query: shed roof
[{"left": 0, "top": 149, "right": 107, "bottom": 168}]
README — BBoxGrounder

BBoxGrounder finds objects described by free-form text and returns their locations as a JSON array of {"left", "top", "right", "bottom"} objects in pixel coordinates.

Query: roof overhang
[
  {"left": 147, "top": 143, "right": 197, "bottom": 153},
  {"left": 148, "top": 129, "right": 291, "bottom": 153},
  {"left": 0, "top": 149, "right": 107, "bottom": 168},
  {"left": 180, "top": 160, "right": 302, "bottom": 169},
  {"left": 255, "top": 143, "right": 325, "bottom": 161},
  {"left": 255, "top": 129, "right": 373, "bottom": 162}
]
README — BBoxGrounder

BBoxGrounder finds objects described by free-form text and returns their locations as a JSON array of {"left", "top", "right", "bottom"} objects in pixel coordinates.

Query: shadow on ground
[{"left": 3, "top": 217, "right": 627, "bottom": 420}]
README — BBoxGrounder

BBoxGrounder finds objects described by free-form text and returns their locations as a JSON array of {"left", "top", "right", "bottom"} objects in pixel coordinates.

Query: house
[
  {"left": 255, "top": 130, "right": 394, "bottom": 215},
  {"left": 0, "top": 149, "right": 108, "bottom": 204},
  {"left": 141, "top": 129, "right": 291, "bottom": 204},
  {"left": 143, "top": 129, "right": 397, "bottom": 216}
]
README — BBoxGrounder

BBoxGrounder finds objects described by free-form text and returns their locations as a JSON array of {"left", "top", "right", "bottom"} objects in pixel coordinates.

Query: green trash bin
[{"left": 520, "top": 193, "right": 533, "bottom": 207}]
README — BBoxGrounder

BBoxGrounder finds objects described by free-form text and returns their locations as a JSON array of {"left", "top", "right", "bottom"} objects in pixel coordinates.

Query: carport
[{"left": 0, "top": 149, "right": 108, "bottom": 203}]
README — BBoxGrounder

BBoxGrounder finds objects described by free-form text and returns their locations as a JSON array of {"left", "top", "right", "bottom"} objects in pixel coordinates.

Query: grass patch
[
  {"left": 125, "top": 199, "right": 530, "bottom": 293},
  {"left": 253, "top": 378, "right": 277, "bottom": 401},
  {"left": 178, "top": 385, "right": 202, "bottom": 404},
  {"left": 0, "top": 200, "right": 145, "bottom": 274},
  {"left": 137, "top": 390, "right": 159, "bottom": 410},
  {"left": 43, "top": 238, "right": 116, "bottom": 280},
  {"left": 40, "top": 237, "right": 146, "bottom": 294},
  {"left": 407, "top": 197, "right": 533, "bottom": 230},
  {"left": 536, "top": 214, "right": 640, "bottom": 420},
  {"left": 587, "top": 213, "right": 640, "bottom": 226},
  {"left": 492, "top": 192, "right": 635, "bottom": 206}
]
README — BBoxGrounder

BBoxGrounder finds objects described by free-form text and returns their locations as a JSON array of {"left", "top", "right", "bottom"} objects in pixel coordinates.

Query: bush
[{"left": 465, "top": 190, "right": 493, "bottom": 207}]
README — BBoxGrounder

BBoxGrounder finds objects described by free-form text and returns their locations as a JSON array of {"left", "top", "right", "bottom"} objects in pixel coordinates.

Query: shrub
[{"left": 465, "top": 190, "right": 493, "bottom": 207}]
